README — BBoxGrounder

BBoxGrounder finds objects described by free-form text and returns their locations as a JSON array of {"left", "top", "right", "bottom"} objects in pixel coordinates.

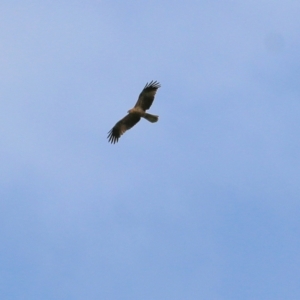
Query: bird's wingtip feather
[{"left": 144, "top": 80, "right": 161, "bottom": 89}]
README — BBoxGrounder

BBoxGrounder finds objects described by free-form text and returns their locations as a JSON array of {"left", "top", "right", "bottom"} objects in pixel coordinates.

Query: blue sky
[{"left": 1, "top": 1, "right": 300, "bottom": 299}]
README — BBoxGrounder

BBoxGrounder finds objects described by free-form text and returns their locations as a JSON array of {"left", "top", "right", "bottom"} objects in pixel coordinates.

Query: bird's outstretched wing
[
  {"left": 134, "top": 81, "right": 161, "bottom": 111},
  {"left": 107, "top": 113, "right": 141, "bottom": 144}
]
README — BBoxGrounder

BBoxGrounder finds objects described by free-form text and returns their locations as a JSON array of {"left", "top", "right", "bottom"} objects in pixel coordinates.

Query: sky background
[{"left": 1, "top": 1, "right": 300, "bottom": 299}]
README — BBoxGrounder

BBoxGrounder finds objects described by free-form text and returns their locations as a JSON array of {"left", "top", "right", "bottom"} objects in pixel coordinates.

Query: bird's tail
[{"left": 143, "top": 113, "right": 159, "bottom": 123}]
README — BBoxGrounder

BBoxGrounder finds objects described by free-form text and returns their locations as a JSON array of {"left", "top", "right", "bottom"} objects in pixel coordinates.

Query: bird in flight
[{"left": 107, "top": 80, "right": 161, "bottom": 144}]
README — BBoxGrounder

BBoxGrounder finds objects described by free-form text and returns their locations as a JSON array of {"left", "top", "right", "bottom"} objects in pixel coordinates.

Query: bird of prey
[{"left": 107, "top": 80, "right": 161, "bottom": 144}]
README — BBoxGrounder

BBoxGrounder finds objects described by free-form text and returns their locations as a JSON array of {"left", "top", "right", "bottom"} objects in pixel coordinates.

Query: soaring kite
[{"left": 107, "top": 81, "right": 161, "bottom": 144}]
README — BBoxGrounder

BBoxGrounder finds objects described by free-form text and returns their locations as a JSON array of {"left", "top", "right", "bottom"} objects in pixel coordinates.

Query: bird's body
[{"left": 107, "top": 81, "right": 161, "bottom": 144}]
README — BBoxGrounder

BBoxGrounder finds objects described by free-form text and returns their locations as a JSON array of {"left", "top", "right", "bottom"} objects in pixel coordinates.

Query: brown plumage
[{"left": 107, "top": 81, "right": 161, "bottom": 144}]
